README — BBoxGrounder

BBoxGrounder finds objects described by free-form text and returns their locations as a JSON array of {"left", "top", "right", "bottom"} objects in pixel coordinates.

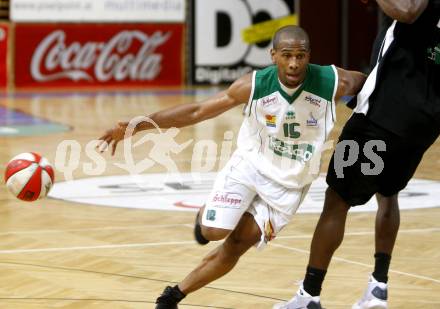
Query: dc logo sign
[{"left": 190, "top": 0, "right": 297, "bottom": 85}]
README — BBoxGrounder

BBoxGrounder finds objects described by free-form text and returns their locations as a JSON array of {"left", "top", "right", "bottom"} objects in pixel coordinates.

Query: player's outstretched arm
[
  {"left": 136, "top": 73, "right": 252, "bottom": 131},
  {"left": 376, "top": 0, "right": 428, "bottom": 24},
  {"left": 97, "top": 73, "right": 252, "bottom": 155},
  {"left": 334, "top": 68, "right": 367, "bottom": 101}
]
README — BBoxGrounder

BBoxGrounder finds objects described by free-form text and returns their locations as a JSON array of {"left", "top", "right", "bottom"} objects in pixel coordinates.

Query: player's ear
[{"left": 270, "top": 48, "right": 276, "bottom": 64}]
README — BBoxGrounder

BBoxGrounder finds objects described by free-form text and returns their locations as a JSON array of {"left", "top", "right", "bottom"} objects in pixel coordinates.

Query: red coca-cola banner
[
  {"left": 0, "top": 23, "right": 8, "bottom": 90},
  {"left": 14, "top": 24, "right": 184, "bottom": 88}
]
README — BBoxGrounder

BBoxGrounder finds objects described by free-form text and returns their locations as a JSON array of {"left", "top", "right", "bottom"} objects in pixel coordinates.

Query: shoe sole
[
  {"left": 272, "top": 301, "right": 325, "bottom": 309},
  {"left": 352, "top": 300, "right": 387, "bottom": 309}
]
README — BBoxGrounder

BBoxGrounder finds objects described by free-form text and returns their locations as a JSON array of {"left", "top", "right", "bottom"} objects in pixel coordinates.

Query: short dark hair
[{"left": 272, "top": 25, "right": 310, "bottom": 50}]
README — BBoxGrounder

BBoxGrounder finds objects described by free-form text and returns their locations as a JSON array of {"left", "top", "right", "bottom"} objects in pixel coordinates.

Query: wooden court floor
[{"left": 0, "top": 89, "right": 439, "bottom": 309}]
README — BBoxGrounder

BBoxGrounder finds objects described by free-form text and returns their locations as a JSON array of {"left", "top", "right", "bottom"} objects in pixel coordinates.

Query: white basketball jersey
[{"left": 236, "top": 64, "right": 338, "bottom": 188}]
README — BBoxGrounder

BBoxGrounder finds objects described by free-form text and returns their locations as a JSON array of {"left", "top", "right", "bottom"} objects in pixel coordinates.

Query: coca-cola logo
[{"left": 31, "top": 30, "right": 171, "bottom": 82}]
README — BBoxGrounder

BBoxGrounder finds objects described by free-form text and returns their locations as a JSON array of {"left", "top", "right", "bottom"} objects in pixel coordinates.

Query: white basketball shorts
[{"left": 201, "top": 151, "right": 310, "bottom": 249}]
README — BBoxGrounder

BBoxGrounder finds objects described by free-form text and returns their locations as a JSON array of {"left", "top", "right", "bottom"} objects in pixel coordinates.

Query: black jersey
[{"left": 353, "top": 2, "right": 440, "bottom": 145}]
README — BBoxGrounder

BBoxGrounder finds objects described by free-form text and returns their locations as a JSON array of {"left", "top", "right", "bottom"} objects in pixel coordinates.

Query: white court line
[
  {"left": 182, "top": 225, "right": 440, "bottom": 238},
  {"left": 271, "top": 243, "right": 440, "bottom": 284},
  {"left": 0, "top": 227, "right": 438, "bottom": 284},
  {"left": 0, "top": 240, "right": 196, "bottom": 254},
  {"left": 277, "top": 227, "right": 440, "bottom": 239},
  {"left": 0, "top": 224, "right": 191, "bottom": 236},
  {"left": 1, "top": 226, "right": 438, "bottom": 237},
  {"left": 0, "top": 226, "right": 437, "bottom": 251}
]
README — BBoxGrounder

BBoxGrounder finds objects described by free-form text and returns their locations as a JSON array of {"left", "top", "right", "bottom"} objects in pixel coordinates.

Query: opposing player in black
[{"left": 275, "top": 1, "right": 440, "bottom": 308}]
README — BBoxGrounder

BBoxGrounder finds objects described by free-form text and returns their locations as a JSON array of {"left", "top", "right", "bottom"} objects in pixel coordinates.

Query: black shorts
[{"left": 326, "top": 113, "right": 435, "bottom": 206}]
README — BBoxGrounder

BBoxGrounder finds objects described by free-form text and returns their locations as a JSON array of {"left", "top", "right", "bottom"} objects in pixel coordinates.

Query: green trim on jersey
[
  {"left": 306, "top": 64, "right": 336, "bottom": 102},
  {"left": 252, "top": 64, "right": 336, "bottom": 104}
]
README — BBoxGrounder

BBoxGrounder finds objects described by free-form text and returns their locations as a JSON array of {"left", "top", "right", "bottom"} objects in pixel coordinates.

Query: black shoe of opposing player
[
  {"left": 155, "top": 285, "right": 186, "bottom": 309},
  {"left": 194, "top": 211, "right": 210, "bottom": 245}
]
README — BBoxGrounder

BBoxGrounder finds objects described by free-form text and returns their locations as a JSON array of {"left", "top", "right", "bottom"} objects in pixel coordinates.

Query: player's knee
[
  {"left": 224, "top": 229, "right": 260, "bottom": 256},
  {"left": 377, "top": 193, "right": 398, "bottom": 207},
  {"left": 323, "top": 187, "right": 350, "bottom": 214},
  {"left": 200, "top": 225, "right": 230, "bottom": 241},
  {"left": 230, "top": 232, "right": 259, "bottom": 248},
  {"left": 376, "top": 193, "right": 399, "bottom": 216},
  {"left": 223, "top": 237, "right": 257, "bottom": 258}
]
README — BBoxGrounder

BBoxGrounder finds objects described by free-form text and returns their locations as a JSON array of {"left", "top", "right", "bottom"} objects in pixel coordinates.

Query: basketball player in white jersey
[{"left": 97, "top": 26, "right": 367, "bottom": 309}]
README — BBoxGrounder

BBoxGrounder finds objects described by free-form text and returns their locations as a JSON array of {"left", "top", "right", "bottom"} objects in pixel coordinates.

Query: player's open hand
[{"left": 97, "top": 121, "right": 132, "bottom": 156}]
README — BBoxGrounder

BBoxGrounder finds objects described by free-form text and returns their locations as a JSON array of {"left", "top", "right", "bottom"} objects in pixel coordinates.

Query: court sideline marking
[
  {"left": 0, "top": 225, "right": 438, "bottom": 237},
  {"left": 271, "top": 243, "right": 440, "bottom": 284},
  {"left": 0, "top": 227, "right": 438, "bottom": 284},
  {"left": 0, "top": 224, "right": 189, "bottom": 236}
]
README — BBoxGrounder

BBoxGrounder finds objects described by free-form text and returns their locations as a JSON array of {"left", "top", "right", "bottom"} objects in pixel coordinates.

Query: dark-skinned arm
[
  {"left": 334, "top": 68, "right": 367, "bottom": 102},
  {"left": 97, "top": 74, "right": 252, "bottom": 155},
  {"left": 136, "top": 74, "right": 251, "bottom": 131},
  {"left": 376, "top": 0, "right": 429, "bottom": 23}
]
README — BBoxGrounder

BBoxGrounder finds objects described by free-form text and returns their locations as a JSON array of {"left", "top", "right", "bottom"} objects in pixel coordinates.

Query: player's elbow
[
  {"left": 354, "top": 73, "right": 367, "bottom": 94},
  {"left": 339, "top": 73, "right": 366, "bottom": 97},
  {"left": 338, "top": 74, "right": 357, "bottom": 97},
  {"left": 189, "top": 105, "right": 205, "bottom": 125}
]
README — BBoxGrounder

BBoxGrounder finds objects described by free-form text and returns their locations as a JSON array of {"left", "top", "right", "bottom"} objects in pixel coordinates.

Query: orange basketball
[{"left": 4, "top": 152, "right": 54, "bottom": 202}]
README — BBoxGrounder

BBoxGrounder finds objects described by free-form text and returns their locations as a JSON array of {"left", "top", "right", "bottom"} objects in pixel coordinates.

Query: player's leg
[
  {"left": 249, "top": 193, "right": 326, "bottom": 309},
  {"left": 353, "top": 138, "right": 435, "bottom": 309},
  {"left": 306, "top": 114, "right": 381, "bottom": 297},
  {"left": 351, "top": 193, "right": 397, "bottom": 309},
  {"left": 155, "top": 212, "right": 261, "bottom": 308},
  {"left": 194, "top": 205, "right": 231, "bottom": 244},
  {"left": 155, "top": 153, "right": 259, "bottom": 307},
  {"left": 375, "top": 194, "right": 399, "bottom": 255},
  {"left": 273, "top": 187, "right": 354, "bottom": 309},
  {"left": 180, "top": 212, "right": 261, "bottom": 293},
  {"left": 273, "top": 114, "right": 382, "bottom": 309},
  {"left": 371, "top": 139, "right": 429, "bottom": 282},
  {"left": 156, "top": 161, "right": 306, "bottom": 308},
  {"left": 275, "top": 186, "right": 351, "bottom": 309},
  {"left": 373, "top": 193, "right": 399, "bottom": 281},
  {"left": 309, "top": 187, "right": 351, "bottom": 269},
  {"left": 353, "top": 194, "right": 398, "bottom": 309},
  {"left": 193, "top": 153, "right": 257, "bottom": 244}
]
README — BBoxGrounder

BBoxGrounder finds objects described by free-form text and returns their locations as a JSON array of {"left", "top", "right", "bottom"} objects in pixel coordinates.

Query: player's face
[{"left": 271, "top": 38, "right": 310, "bottom": 88}]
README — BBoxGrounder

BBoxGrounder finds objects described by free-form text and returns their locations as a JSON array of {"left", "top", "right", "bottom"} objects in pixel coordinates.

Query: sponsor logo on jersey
[
  {"left": 268, "top": 136, "right": 315, "bottom": 162},
  {"left": 206, "top": 209, "right": 216, "bottom": 221},
  {"left": 285, "top": 110, "right": 296, "bottom": 120},
  {"left": 262, "top": 95, "right": 279, "bottom": 107},
  {"left": 211, "top": 192, "right": 242, "bottom": 209},
  {"left": 427, "top": 44, "right": 440, "bottom": 64},
  {"left": 306, "top": 113, "right": 318, "bottom": 126},
  {"left": 265, "top": 114, "right": 277, "bottom": 127},
  {"left": 305, "top": 95, "right": 321, "bottom": 107}
]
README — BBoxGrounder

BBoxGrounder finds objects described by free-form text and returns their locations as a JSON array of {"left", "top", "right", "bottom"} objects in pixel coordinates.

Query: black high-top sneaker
[{"left": 155, "top": 285, "right": 186, "bottom": 309}]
